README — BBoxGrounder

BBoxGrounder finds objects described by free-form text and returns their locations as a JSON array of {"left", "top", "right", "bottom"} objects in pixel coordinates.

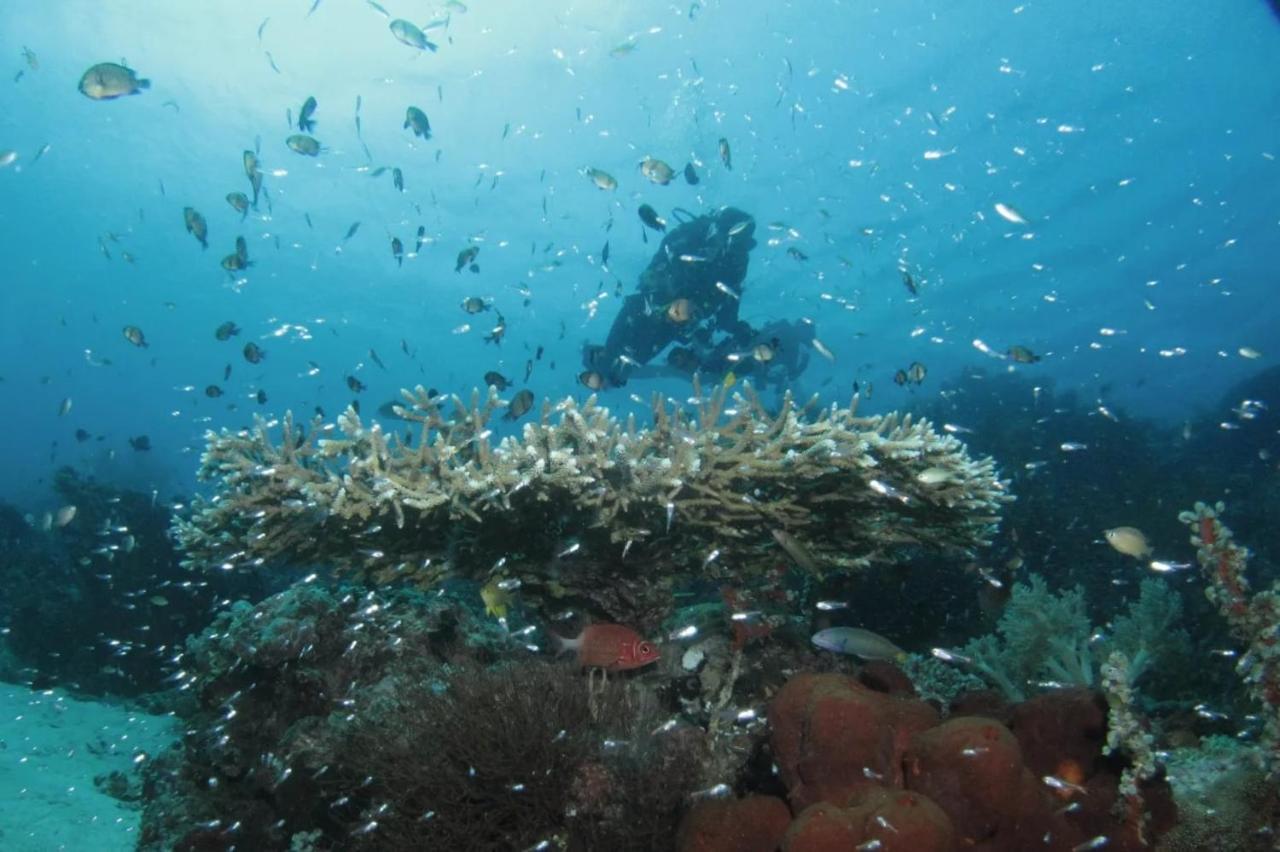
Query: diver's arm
[
  {"left": 597, "top": 293, "right": 677, "bottom": 383},
  {"left": 712, "top": 297, "right": 755, "bottom": 345}
]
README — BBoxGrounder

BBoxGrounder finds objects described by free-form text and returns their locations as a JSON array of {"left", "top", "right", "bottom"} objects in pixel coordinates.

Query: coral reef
[
  {"left": 323, "top": 661, "right": 703, "bottom": 850},
  {"left": 1179, "top": 501, "right": 1280, "bottom": 776},
  {"left": 909, "top": 368, "right": 1244, "bottom": 708},
  {"left": 1106, "top": 578, "right": 1192, "bottom": 687},
  {"left": 674, "top": 670, "right": 1176, "bottom": 851},
  {"left": 955, "top": 574, "right": 1191, "bottom": 702},
  {"left": 904, "top": 717, "right": 1033, "bottom": 845},
  {"left": 768, "top": 672, "right": 938, "bottom": 811},
  {"left": 898, "top": 653, "right": 989, "bottom": 707},
  {"left": 173, "top": 384, "right": 1010, "bottom": 628},
  {"left": 139, "top": 582, "right": 706, "bottom": 851},
  {"left": 675, "top": 795, "right": 792, "bottom": 852},
  {"left": 914, "top": 369, "right": 1190, "bottom": 595},
  {"left": 0, "top": 467, "right": 267, "bottom": 695},
  {"left": 1101, "top": 650, "right": 1159, "bottom": 843},
  {"left": 1158, "top": 737, "right": 1280, "bottom": 851},
  {"left": 959, "top": 575, "right": 1095, "bottom": 700},
  {"left": 129, "top": 373, "right": 1280, "bottom": 850},
  {"left": 783, "top": 787, "right": 956, "bottom": 852}
]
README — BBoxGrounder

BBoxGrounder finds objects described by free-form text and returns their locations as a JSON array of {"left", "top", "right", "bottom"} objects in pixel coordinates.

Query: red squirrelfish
[{"left": 556, "top": 624, "right": 660, "bottom": 672}]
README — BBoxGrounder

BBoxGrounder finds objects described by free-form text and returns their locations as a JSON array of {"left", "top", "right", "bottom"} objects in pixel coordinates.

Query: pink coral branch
[{"left": 1180, "top": 501, "right": 1280, "bottom": 776}]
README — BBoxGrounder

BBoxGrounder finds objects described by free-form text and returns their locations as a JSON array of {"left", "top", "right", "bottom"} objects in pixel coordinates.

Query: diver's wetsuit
[
  {"left": 695, "top": 318, "right": 816, "bottom": 392},
  {"left": 584, "top": 206, "right": 758, "bottom": 386}
]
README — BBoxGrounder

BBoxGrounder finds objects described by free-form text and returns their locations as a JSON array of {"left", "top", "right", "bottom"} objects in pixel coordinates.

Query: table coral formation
[{"left": 173, "top": 383, "right": 1009, "bottom": 626}]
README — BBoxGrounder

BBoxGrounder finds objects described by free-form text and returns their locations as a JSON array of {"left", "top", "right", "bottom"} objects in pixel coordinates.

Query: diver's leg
[{"left": 596, "top": 294, "right": 677, "bottom": 384}]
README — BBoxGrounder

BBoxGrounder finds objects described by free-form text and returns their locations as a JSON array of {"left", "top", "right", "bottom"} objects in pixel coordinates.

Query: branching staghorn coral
[
  {"left": 173, "top": 381, "right": 1010, "bottom": 627},
  {"left": 1179, "top": 501, "right": 1280, "bottom": 777}
]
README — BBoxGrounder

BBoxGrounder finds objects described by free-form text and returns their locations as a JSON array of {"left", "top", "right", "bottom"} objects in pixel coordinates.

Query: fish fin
[
  {"left": 550, "top": 631, "right": 581, "bottom": 656},
  {"left": 137, "top": 78, "right": 151, "bottom": 90}
]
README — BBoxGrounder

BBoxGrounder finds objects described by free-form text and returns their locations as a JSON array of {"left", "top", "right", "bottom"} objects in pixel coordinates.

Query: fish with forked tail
[
  {"left": 286, "top": 134, "right": 321, "bottom": 156},
  {"left": 297, "top": 96, "right": 318, "bottom": 132},
  {"left": 503, "top": 389, "right": 534, "bottom": 420},
  {"left": 455, "top": 245, "right": 479, "bottom": 272},
  {"left": 638, "top": 204, "right": 666, "bottom": 232},
  {"left": 404, "top": 106, "right": 432, "bottom": 139},
  {"left": 553, "top": 623, "right": 660, "bottom": 671},
  {"left": 390, "top": 19, "right": 438, "bottom": 51},
  {"left": 78, "top": 62, "right": 150, "bottom": 100}
]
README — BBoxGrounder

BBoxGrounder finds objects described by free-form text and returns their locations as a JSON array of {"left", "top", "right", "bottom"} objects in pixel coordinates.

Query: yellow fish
[
  {"left": 480, "top": 579, "right": 511, "bottom": 619},
  {"left": 723, "top": 370, "right": 736, "bottom": 389}
]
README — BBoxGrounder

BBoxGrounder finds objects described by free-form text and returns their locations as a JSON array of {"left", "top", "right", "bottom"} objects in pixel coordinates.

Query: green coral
[
  {"left": 957, "top": 574, "right": 1189, "bottom": 702},
  {"left": 1105, "top": 577, "right": 1192, "bottom": 685},
  {"left": 898, "top": 653, "right": 989, "bottom": 708},
  {"left": 960, "top": 575, "right": 1093, "bottom": 701}
]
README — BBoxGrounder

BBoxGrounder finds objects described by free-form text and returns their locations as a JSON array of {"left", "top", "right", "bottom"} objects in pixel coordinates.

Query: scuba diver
[
  {"left": 687, "top": 316, "right": 817, "bottom": 394},
  {"left": 582, "top": 205, "right": 818, "bottom": 391}
]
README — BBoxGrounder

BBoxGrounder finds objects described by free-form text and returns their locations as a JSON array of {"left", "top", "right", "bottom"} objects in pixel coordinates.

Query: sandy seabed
[{"left": 0, "top": 684, "right": 175, "bottom": 851}]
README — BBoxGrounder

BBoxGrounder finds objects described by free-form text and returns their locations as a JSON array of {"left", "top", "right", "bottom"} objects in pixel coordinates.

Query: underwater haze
[
  {"left": 2, "top": 0, "right": 1278, "bottom": 504},
  {"left": 3, "top": 1, "right": 1280, "bottom": 850}
]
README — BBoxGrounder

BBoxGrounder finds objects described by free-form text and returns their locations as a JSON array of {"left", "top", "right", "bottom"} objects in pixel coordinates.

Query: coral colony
[
  {"left": 119, "top": 374, "right": 1276, "bottom": 850},
  {"left": 1180, "top": 502, "right": 1280, "bottom": 778},
  {"left": 5, "top": 3, "right": 1278, "bottom": 848},
  {"left": 175, "top": 381, "right": 1008, "bottom": 627}
]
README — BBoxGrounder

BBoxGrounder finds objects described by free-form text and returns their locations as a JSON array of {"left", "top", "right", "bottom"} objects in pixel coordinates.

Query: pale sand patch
[{"left": 0, "top": 684, "right": 176, "bottom": 851}]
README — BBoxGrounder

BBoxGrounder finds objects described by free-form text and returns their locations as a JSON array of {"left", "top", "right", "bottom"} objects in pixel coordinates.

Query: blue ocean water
[
  {"left": 2, "top": 1, "right": 1280, "bottom": 848},
  {"left": 3, "top": 0, "right": 1277, "bottom": 506}
]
